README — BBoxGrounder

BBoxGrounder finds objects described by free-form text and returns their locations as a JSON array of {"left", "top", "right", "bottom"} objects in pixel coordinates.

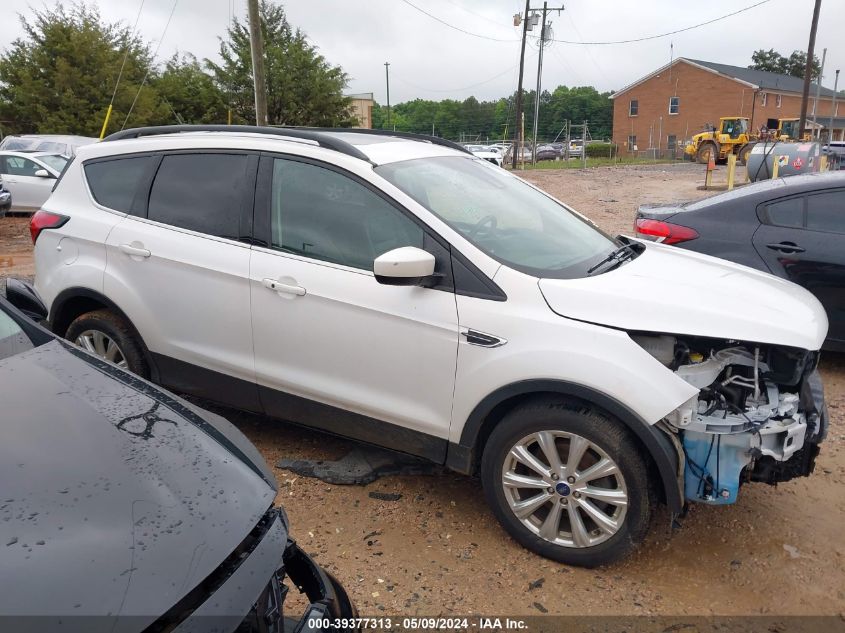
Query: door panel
[
  {"left": 752, "top": 191, "right": 845, "bottom": 346},
  {"left": 103, "top": 152, "right": 260, "bottom": 409},
  {"left": 250, "top": 156, "right": 459, "bottom": 451}
]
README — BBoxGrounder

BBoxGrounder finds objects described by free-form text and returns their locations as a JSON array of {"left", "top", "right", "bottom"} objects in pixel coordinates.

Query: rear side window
[
  {"left": 806, "top": 190, "right": 845, "bottom": 234},
  {"left": 148, "top": 153, "right": 248, "bottom": 239},
  {"left": 765, "top": 196, "right": 804, "bottom": 228},
  {"left": 85, "top": 156, "right": 156, "bottom": 213}
]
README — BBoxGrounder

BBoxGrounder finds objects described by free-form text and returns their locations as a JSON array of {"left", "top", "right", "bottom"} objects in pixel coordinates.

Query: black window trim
[{"left": 254, "top": 151, "right": 505, "bottom": 301}]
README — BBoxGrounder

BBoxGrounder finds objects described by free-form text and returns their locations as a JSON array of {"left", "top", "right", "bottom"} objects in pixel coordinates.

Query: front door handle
[
  {"left": 262, "top": 278, "right": 306, "bottom": 296},
  {"left": 119, "top": 243, "right": 151, "bottom": 258},
  {"left": 766, "top": 242, "right": 805, "bottom": 254}
]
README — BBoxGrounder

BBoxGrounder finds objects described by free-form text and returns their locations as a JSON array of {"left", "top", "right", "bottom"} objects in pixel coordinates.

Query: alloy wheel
[
  {"left": 501, "top": 430, "right": 628, "bottom": 548},
  {"left": 74, "top": 329, "right": 129, "bottom": 369}
]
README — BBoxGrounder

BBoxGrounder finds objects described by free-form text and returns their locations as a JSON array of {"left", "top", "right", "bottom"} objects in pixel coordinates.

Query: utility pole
[
  {"left": 531, "top": 3, "right": 564, "bottom": 165},
  {"left": 798, "top": 0, "right": 822, "bottom": 137},
  {"left": 512, "top": 0, "right": 530, "bottom": 169},
  {"left": 811, "top": 47, "right": 827, "bottom": 137},
  {"left": 384, "top": 62, "right": 391, "bottom": 129},
  {"left": 247, "top": 0, "right": 268, "bottom": 126},
  {"left": 828, "top": 69, "right": 840, "bottom": 148}
]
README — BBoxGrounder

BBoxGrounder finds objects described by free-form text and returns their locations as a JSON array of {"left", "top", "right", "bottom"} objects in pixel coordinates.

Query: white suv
[{"left": 28, "top": 125, "right": 829, "bottom": 567}]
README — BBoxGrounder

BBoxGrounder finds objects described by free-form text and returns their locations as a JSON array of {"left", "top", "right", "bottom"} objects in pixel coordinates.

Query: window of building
[
  {"left": 85, "top": 156, "right": 156, "bottom": 214},
  {"left": 629, "top": 100, "right": 638, "bottom": 116},
  {"left": 806, "top": 190, "right": 845, "bottom": 234},
  {"left": 269, "top": 158, "right": 423, "bottom": 270},
  {"left": 667, "top": 135, "right": 677, "bottom": 150},
  {"left": 668, "top": 96, "right": 680, "bottom": 115},
  {"left": 776, "top": 94, "right": 782, "bottom": 108},
  {"left": 627, "top": 135, "right": 637, "bottom": 150},
  {"left": 148, "top": 153, "right": 249, "bottom": 239},
  {"left": 761, "top": 92, "right": 768, "bottom": 107}
]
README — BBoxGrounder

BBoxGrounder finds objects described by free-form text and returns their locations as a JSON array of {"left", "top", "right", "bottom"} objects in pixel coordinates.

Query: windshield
[
  {"left": 376, "top": 156, "right": 621, "bottom": 278},
  {"left": 0, "top": 307, "right": 34, "bottom": 361},
  {"left": 37, "top": 154, "right": 68, "bottom": 172}
]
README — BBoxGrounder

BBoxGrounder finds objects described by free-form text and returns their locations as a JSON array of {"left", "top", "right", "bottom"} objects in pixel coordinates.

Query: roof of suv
[{"left": 92, "top": 125, "right": 473, "bottom": 167}]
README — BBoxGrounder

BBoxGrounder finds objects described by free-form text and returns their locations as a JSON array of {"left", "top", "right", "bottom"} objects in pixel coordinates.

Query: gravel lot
[{"left": 2, "top": 162, "right": 843, "bottom": 617}]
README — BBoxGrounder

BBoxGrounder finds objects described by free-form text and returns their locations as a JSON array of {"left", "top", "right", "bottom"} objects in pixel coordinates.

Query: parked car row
[
  {"left": 4, "top": 125, "right": 829, "bottom": 579},
  {"left": 0, "top": 150, "right": 68, "bottom": 214},
  {"left": 0, "top": 133, "right": 96, "bottom": 157}
]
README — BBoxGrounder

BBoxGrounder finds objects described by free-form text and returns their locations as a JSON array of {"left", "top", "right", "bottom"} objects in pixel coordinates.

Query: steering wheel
[{"left": 468, "top": 214, "right": 498, "bottom": 239}]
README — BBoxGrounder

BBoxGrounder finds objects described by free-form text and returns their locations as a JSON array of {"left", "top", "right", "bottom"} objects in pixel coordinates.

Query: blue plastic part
[{"left": 682, "top": 430, "right": 753, "bottom": 504}]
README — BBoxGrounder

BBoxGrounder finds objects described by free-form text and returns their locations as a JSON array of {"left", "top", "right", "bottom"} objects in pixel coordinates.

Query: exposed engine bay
[{"left": 634, "top": 334, "right": 827, "bottom": 505}]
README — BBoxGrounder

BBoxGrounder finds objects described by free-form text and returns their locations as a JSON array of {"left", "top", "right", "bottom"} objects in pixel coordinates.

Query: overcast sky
[{"left": 1, "top": 0, "right": 842, "bottom": 103}]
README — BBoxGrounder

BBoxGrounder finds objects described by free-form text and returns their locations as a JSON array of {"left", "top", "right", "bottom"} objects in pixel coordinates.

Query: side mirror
[
  {"left": 373, "top": 246, "right": 435, "bottom": 286},
  {"left": 34, "top": 169, "right": 52, "bottom": 178},
  {"left": 5, "top": 278, "right": 48, "bottom": 321}
]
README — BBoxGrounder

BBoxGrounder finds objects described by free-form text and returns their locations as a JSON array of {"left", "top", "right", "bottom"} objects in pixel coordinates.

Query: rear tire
[
  {"left": 480, "top": 399, "right": 652, "bottom": 567},
  {"left": 65, "top": 309, "right": 150, "bottom": 378}
]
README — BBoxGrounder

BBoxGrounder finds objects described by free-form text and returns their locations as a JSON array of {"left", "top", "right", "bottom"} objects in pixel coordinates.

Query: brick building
[{"left": 611, "top": 58, "right": 843, "bottom": 157}]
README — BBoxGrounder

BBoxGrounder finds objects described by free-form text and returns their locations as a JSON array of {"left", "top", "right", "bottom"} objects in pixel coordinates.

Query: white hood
[{"left": 538, "top": 241, "right": 828, "bottom": 351}]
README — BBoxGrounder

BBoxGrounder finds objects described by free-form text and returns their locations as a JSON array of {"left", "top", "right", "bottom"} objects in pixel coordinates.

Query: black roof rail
[
  {"left": 102, "top": 125, "right": 373, "bottom": 164},
  {"left": 284, "top": 127, "right": 473, "bottom": 155}
]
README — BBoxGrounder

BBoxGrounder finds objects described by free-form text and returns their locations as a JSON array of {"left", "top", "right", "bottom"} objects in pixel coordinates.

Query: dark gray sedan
[
  {"left": 635, "top": 172, "right": 845, "bottom": 351},
  {"left": 0, "top": 281, "right": 355, "bottom": 632}
]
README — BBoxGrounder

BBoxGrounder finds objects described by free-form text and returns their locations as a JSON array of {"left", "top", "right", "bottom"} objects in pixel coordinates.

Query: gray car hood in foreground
[
  {"left": 539, "top": 240, "right": 829, "bottom": 350},
  {"left": 0, "top": 340, "right": 277, "bottom": 627}
]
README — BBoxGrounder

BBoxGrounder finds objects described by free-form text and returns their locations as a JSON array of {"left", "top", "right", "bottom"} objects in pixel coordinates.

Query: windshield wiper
[{"left": 587, "top": 244, "right": 638, "bottom": 275}]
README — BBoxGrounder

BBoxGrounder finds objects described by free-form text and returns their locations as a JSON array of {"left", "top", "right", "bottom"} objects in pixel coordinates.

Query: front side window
[
  {"left": 269, "top": 158, "right": 423, "bottom": 270},
  {"left": 669, "top": 96, "right": 680, "bottom": 114},
  {"left": 0, "top": 308, "right": 34, "bottom": 361},
  {"left": 85, "top": 155, "right": 156, "bottom": 214},
  {"left": 629, "top": 100, "right": 638, "bottom": 116},
  {"left": 806, "top": 190, "right": 845, "bottom": 234},
  {"left": 2, "top": 156, "right": 41, "bottom": 177},
  {"left": 147, "top": 153, "right": 249, "bottom": 239},
  {"left": 377, "top": 157, "right": 620, "bottom": 279}
]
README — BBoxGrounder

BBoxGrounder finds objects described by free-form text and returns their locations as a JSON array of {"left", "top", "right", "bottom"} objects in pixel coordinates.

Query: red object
[
  {"left": 635, "top": 218, "right": 699, "bottom": 245},
  {"left": 29, "top": 210, "right": 69, "bottom": 244}
]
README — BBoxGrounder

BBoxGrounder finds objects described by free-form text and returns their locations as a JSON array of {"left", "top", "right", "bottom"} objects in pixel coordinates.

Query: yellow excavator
[{"left": 685, "top": 117, "right": 807, "bottom": 165}]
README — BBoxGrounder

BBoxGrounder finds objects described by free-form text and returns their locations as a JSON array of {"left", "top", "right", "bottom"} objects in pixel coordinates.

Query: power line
[
  {"left": 545, "top": 0, "right": 774, "bottom": 45},
  {"left": 397, "top": 0, "right": 518, "bottom": 42},
  {"left": 399, "top": 0, "right": 773, "bottom": 46},
  {"left": 393, "top": 50, "right": 537, "bottom": 94},
  {"left": 121, "top": 0, "right": 179, "bottom": 130}
]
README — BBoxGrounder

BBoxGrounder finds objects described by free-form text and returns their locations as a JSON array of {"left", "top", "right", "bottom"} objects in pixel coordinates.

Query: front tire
[
  {"left": 65, "top": 309, "right": 150, "bottom": 378},
  {"left": 696, "top": 142, "right": 718, "bottom": 164},
  {"left": 481, "top": 399, "right": 652, "bottom": 567}
]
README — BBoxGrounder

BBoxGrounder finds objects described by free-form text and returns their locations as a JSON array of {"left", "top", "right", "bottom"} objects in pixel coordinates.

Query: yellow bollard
[
  {"left": 98, "top": 104, "right": 113, "bottom": 140},
  {"left": 819, "top": 155, "right": 828, "bottom": 172},
  {"left": 704, "top": 156, "right": 715, "bottom": 189},
  {"left": 772, "top": 155, "right": 780, "bottom": 179},
  {"left": 727, "top": 154, "right": 737, "bottom": 190}
]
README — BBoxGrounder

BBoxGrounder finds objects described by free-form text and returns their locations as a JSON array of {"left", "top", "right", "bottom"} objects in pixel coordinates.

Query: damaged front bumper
[{"left": 645, "top": 337, "right": 827, "bottom": 506}]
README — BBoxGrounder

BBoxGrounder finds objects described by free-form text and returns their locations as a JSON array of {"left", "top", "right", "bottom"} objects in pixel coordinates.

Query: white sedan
[{"left": 0, "top": 151, "right": 68, "bottom": 213}]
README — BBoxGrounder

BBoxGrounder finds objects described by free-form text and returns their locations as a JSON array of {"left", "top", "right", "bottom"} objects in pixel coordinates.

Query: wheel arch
[
  {"left": 49, "top": 287, "right": 159, "bottom": 381},
  {"left": 447, "top": 380, "right": 684, "bottom": 513}
]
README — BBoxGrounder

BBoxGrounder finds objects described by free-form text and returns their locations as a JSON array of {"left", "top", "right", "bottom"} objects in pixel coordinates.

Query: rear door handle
[
  {"left": 766, "top": 242, "right": 805, "bottom": 254},
  {"left": 262, "top": 278, "right": 306, "bottom": 296},
  {"left": 119, "top": 243, "right": 151, "bottom": 258}
]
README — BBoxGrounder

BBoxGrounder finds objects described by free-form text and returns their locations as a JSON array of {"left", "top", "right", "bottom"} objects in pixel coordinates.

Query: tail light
[
  {"left": 635, "top": 218, "right": 699, "bottom": 245},
  {"left": 30, "top": 210, "right": 69, "bottom": 244}
]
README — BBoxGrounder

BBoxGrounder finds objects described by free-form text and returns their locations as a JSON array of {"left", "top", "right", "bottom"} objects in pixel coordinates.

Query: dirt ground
[{"left": 2, "top": 163, "right": 843, "bottom": 618}]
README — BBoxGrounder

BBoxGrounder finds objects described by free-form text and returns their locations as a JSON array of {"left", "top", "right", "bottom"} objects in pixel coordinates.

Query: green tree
[
  {"left": 207, "top": 1, "right": 353, "bottom": 126},
  {"left": 749, "top": 48, "right": 820, "bottom": 80},
  {"left": 0, "top": 3, "right": 162, "bottom": 136},
  {"left": 154, "top": 53, "right": 228, "bottom": 125}
]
